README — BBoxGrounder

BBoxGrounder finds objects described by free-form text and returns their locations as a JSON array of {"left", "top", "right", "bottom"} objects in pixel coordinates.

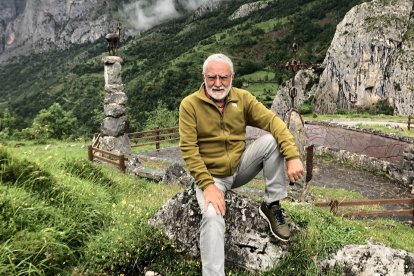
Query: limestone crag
[
  {"left": 0, "top": 0, "right": 112, "bottom": 63},
  {"left": 191, "top": 0, "right": 221, "bottom": 20},
  {"left": 313, "top": 0, "right": 414, "bottom": 115},
  {"left": 228, "top": 1, "right": 270, "bottom": 20},
  {"left": 385, "top": 14, "right": 414, "bottom": 115}
]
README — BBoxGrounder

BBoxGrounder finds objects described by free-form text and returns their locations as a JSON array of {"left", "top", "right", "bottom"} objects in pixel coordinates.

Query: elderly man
[{"left": 179, "top": 53, "right": 304, "bottom": 275}]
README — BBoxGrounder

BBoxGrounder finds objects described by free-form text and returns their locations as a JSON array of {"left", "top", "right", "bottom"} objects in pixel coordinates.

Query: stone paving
[{"left": 306, "top": 122, "right": 413, "bottom": 164}]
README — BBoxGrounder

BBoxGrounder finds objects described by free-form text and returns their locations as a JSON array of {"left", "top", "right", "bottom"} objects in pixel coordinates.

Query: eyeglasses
[{"left": 204, "top": 74, "right": 232, "bottom": 82}]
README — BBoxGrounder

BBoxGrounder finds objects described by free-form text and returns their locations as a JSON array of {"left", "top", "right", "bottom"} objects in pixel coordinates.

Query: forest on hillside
[{"left": 0, "top": 0, "right": 364, "bottom": 140}]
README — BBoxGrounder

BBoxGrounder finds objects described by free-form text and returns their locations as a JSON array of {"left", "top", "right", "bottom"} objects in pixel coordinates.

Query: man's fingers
[
  {"left": 204, "top": 195, "right": 226, "bottom": 216},
  {"left": 217, "top": 197, "right": 226, "bottom": 215},
  {"left": 288, "top": 172, "right": 303, "bottom": 183}
]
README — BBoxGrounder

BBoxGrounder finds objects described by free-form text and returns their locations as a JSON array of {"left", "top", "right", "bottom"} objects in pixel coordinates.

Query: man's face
[{"left": 203, "top": 60, "right": 233, "bottom": 101}]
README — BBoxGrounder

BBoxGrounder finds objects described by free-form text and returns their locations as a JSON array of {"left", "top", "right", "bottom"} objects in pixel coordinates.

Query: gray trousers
[{"left": 195, "top": 134, "right": 287, "bottom": 276}]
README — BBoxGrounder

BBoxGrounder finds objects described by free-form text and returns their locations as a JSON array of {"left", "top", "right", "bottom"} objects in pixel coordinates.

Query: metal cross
[
  {"left": 273, "top": 42, "right": 321, "bottom": 201},
  {"left": 273, "top": 42, "right": 321, "bottom": 109}
]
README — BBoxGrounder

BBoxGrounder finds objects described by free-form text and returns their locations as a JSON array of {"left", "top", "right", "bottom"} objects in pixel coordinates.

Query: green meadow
[{"left": 0, "top": 140, "right": 412, "bottom": 275}]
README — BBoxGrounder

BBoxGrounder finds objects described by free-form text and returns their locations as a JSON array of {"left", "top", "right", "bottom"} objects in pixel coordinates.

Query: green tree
[
  {"left": 22, "top": 103, "right": 77, "bottom": 140},
  {"left": 0, "top": 108, "right": 17, "bottom": 139},
  {"left": 143, "top": 101, "right": 178, "bottom": 130}
]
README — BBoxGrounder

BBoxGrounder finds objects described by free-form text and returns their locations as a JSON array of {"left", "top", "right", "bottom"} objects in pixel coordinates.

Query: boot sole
[{"left": 259, "top": 207, "right": 290, "bottom": 242}]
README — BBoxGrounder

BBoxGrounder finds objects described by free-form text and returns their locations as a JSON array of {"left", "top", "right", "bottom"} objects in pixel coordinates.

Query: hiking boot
[{"left": 259, "top": 201, "right": 290, "bottom": 242}]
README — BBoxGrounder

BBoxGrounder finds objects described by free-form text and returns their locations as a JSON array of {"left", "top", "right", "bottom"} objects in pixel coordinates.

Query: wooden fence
[
  {"left": 87, "top": 134, "right": 127, "bottom": 172},
  {"left": 315, "top": 198, "right": 414, "bottom": 220},
  {"left": 128, "top": 126, "right": 179, "bottom": 149}
]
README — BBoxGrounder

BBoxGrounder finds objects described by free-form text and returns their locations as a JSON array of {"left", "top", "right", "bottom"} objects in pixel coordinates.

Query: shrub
[
  {"left": 336, "top": 108, "right": 348, "bottom": 115},
  {"left": 143, "top": 101, "right": 178, "bottom": 130},
  {"left": 22, "top": 103, "right": 77, "bottom": 141},
  {"left": 300, "top": 102, "right": 313, "bottom": 115}
]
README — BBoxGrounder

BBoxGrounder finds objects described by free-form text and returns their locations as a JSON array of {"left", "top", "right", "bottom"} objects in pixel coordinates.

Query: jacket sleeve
[
  {"left": 179, "top": 98, "right": 214, "bottom": 190},
  {"left": 245, "top": 93, "right": 300, "bottom": 160}
]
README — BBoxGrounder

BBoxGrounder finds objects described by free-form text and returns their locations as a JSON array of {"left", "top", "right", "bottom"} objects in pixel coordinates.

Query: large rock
[
  {"left": 100, "top": 135, "right": 131, "bottom": 156},
  {"left": 101, "top": 116, "right": 128, "bottom": 137},
  {"left": 284, "top": 109, "right": 314, "bottom": 201},
  {"left": 319, "top": 242, "right": 414, "bottom": 275},
  {"left": 149, "top": 186, "right": 294, "bottom": 273},
  {"left": 313, "top": 0, "right": 414, "bottom": 115},
  {"left": 102, "top": 56, "right": 123, "bottom": 85},
  {"left": 104, "top": 103, "right": 126, "bottom": 118}
]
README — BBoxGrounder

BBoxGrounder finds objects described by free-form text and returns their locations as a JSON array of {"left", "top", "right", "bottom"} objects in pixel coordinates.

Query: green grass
[
  {"left": 303, "top": 114, "right": 414, "bottom": 138},
  {"left": 356, "top": 123, "right": 414, "bottom": 138},
  {"left": 1, "top": 140, "right": 413, "bottom": 275},
  {"left": 303, "top": 113, "right": 408, "bottom": 122}
]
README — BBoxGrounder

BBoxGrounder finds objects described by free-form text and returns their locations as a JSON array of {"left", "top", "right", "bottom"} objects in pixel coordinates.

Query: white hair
[{"left": 202, "top": 53, "right": 234, "bottom": 74}]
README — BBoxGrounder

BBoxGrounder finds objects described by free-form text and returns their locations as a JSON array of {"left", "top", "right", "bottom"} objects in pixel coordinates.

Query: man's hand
[
  {"left": 286, "top": 158, "right": 304, "bottom": 183},
  {"left": 203, "top": 184, "right": 226, "bottom": 216}
]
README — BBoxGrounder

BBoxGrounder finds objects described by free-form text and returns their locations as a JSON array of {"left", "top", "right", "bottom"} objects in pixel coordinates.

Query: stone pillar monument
[{"left": 100, "top": 56, "right": 131, "bottom": 155}]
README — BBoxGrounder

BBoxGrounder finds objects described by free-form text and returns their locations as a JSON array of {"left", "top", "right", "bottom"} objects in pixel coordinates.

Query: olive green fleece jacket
[{"left": 179, "top": 84, "right": 300, "bottom": 190}]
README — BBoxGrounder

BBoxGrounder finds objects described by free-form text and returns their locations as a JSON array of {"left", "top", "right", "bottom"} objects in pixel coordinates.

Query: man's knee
[
  {"left": 259, "top": 134, "right": 277, "bottom": 152},
  {"left": 201, "top": 206, "right": 225, "bottom": 232}
]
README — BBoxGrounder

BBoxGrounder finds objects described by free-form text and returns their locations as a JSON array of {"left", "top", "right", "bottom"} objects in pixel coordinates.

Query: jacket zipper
[{"left": 220, "top": 110, "right": 231, "bottom": 176}]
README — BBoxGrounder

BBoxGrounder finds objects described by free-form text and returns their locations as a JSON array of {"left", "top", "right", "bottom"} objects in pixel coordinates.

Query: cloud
[{"left": 122, "top": 0, "right": 206, "bottom": 31}]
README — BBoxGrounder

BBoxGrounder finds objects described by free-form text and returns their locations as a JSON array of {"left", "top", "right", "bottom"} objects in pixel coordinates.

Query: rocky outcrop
[
  {"left": 0, "top": 0, "right": 112, "bottom": 63},
  {"left": 191, "top": 0, "right": 222, "bottom": 20},
  {"left": 229, "top": 1, "right": 270, "bottom": 20},
  {"left": 313, "top": 0, "right": 414, "bottom": 115},
  {"left": 386, "top": 14, "right": 414, "bottom": 115}
]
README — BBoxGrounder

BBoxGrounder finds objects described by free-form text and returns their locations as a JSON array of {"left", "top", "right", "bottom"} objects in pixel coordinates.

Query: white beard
[{"left": 205, "top": 83, "right": 231, "bottom": 101}]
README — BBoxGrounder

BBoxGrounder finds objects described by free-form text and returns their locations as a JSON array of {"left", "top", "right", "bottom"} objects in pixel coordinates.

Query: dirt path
[{"left": 312, "top": 157, "right": 412, "bottom": 199}]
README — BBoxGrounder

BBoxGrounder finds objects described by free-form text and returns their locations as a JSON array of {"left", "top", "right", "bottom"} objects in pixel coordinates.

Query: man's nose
[{"left": 214, "top": 77, "right": 222, "bottom": 86}]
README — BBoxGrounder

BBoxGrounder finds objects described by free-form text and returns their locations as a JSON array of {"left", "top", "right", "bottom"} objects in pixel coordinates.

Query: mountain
[
  {"left": 313, "top": 0, "right": 414, "bottom": 115},
  {"left": 0, "top": 0, "right": 363, "bottom": 135},
  {"left": 0, "top": 0, "right": 117, "bottom": 63}
]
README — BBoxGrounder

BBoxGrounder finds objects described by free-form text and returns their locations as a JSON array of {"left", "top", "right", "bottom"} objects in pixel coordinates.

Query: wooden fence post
[
  {"left": 156, "top": 129, "right": 160, "bottom": 150},
  {"left": 119, "top": 154, "right": 126, "bottom": 172},
  {"left": 408, "top": 114, "right": 412, "bottom": 131},
  {"left": 88, "top": 145, "right": 94, "bottom": 161}
]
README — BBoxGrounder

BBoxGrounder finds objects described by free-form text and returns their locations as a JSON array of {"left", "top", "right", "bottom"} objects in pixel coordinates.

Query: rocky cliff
[
  {"left": 0, "top": 0, "right": 224, "bottom": 64},
  {"left": 0, "top": 0, "right": 112, "bottom": 63},
  {"left": 313, "top": 0, "right": 414, "bottom": 115}
]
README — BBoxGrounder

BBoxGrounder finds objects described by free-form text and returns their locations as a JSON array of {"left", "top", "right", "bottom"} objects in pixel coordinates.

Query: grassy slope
[{"left": 0, "top": 140, "right": 412, "bottom": 275}]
